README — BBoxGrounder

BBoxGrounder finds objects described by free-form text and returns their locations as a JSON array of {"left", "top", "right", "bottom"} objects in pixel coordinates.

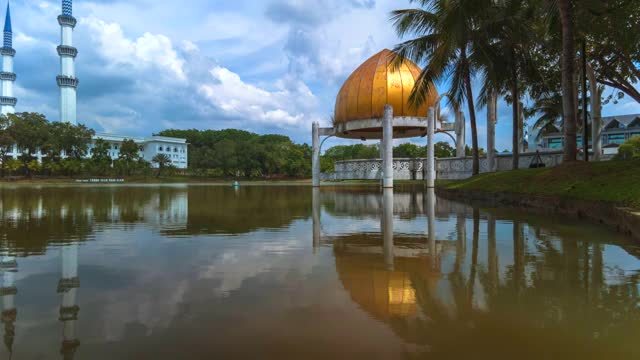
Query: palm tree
[
  {"left": 391, "top": 0, "right": 491, "bottom": 175},
  {"left": 557, "top": 0, "right": 578, "bottom": 161},
  {"left": 475, "top": 0, "right": 539, "bottom": 169},
  {"left": 526, "top": 90, "right": 564, "bottom": 142},
  {"left": 152, "top": 154, "right": 171, "bottom": 178}
]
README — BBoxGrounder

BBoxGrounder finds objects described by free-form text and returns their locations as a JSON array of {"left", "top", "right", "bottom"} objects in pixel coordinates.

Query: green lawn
[{"left": 440, "top": 159, "right": 640, "bottom": 209}]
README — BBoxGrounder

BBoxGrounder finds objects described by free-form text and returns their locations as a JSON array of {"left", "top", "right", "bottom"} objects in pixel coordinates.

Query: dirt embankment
[{"left": 437, "top": 187, "right": 640, "bottom": 242}]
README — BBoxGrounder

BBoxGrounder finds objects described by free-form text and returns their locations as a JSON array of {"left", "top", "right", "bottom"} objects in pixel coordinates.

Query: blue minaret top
[
  {"left": 3, "top": 1, "right": 11, "bottom": 49},
  {"left": 62, "top": 0, "right": 72, "bottom": 16}
]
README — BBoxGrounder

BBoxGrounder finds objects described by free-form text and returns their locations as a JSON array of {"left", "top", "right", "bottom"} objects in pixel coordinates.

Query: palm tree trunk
[
  {"left": 512, "top": 81, "right": 520, "bottom": 170},
  {"left": 558, "top": 0, "right": 578, "bottom": 161},
  {"left": 462, "top": 50, "right": 480, "bottom": 175}
]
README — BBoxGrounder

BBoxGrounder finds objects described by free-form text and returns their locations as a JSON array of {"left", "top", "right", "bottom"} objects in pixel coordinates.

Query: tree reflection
[{"left": 326, "top": 190, "right": 640, "bottom": 359}]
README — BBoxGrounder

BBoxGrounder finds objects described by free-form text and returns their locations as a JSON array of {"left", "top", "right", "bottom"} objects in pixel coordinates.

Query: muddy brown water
[{"left": 0, "top": 184, "right": 639, "bottom": 359}]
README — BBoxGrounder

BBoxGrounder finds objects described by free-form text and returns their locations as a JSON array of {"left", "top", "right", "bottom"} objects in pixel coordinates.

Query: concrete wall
[{"left": 321, "top": 151, "right": 568, "bottom": 181}]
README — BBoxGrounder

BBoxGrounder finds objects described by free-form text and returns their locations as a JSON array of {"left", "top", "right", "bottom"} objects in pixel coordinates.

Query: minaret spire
[
  {"left": 57, "top": 0, "right": 78, "bottom": 124},
  {"left": 0, "top": 0, "right": 16, "bottom": 115}
]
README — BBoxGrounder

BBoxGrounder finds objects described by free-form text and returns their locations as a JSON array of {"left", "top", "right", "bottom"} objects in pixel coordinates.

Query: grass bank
[{"left": 440, "top": 159, "right": 640, "bottom": 209}]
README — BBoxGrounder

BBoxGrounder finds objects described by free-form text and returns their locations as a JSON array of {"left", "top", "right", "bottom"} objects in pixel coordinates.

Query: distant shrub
[{"left": 614, "top": 137, "right": 640, "bottom": 160}]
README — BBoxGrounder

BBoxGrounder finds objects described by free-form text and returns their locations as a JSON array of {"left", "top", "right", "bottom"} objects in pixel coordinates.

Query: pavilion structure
[{"left": 312, "top": 49, "right": 464, "bottom": 188}]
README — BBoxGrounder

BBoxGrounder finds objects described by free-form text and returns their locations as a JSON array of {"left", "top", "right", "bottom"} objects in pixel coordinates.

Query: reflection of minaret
[
  {"left": 0, "top": 1, "right": 16, "bottom": 115},
  {"left": 382, "top": 189, "right": 394, "bottom": 270},
  {"left": 1, "top": 255, "right": 17, "bottom": 356},
  {"left": 57, "top": 0, "right": 78, "bottom": 124},
  {"left": 58, "top": 244, "right": 80, "bottom": 360}
]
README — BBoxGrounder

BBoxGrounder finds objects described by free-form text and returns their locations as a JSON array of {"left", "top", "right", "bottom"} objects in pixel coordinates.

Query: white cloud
[
  {"left": 198, "top": 66, "right": 314, "bottom": 127},
  {"left": 83, "top": 17, "right": 186, "bottom": 81}
]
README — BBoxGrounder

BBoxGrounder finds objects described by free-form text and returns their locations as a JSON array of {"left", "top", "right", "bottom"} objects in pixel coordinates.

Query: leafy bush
[{"left": 614, "top": 137, "right": 640, "bottom": 160}]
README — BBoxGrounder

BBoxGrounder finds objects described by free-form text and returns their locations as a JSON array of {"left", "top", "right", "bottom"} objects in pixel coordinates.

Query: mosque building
[{"left": 1, "top": 0, "right": 189, "bottom": 169}]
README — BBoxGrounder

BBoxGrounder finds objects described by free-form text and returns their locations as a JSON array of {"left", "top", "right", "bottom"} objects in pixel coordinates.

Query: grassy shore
[{"left": 440, "top": 159, "right": 640, "bottom": 209}]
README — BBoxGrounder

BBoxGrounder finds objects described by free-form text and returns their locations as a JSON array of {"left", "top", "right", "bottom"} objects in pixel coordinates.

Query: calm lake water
[{"left": 1, "top": 185, "right": 639, "bottom": 359}]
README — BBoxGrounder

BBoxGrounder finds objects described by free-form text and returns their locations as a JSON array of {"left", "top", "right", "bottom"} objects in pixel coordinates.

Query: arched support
[
  {"left": 382, "top": 105, "right": 394, "bottom": 188},
  {"left": 427, "top": 107, "right": 436, "bottom": 188}
]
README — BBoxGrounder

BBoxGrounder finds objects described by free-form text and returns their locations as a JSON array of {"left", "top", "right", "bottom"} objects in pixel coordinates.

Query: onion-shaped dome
[{"left": 333, "top": 49, "right": 438, "bottom": 139}]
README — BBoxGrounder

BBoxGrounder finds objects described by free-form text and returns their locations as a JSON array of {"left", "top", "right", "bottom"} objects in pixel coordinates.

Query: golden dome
[{"left": 334, "top": 49, "right": 438, "bottom": 125}]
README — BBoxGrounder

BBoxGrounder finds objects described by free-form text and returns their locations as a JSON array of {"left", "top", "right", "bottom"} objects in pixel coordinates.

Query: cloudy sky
[{"left": 7, "top": 0, "right": 640, "bottom": 150}]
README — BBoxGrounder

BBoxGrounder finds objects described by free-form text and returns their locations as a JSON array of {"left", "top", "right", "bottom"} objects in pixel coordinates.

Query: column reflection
[
  {"left": 58, "top": 243, "right": 80, "bottom": 360},
  {"left": 0, "top": 255, "right": 17, "bottom": 357}
]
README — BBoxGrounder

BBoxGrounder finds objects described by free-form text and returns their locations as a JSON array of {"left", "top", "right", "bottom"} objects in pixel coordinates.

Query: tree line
[
  {"left": 391, "top": 0, "right": 640, "bottom": 174},
  {"left": 0, "top": 112, "right": 174, "bottom": 178},
  {"left": 156, "top": 129, "right": 312, "bottom": 178}
]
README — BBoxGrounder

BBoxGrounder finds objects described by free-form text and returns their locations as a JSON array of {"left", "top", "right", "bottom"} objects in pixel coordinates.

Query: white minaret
[
  {"left": 0, "top": 1, "right": 16, "bottom": 115},
  {"left": 58, "top": 243, "right": 80, "bottom": 360},
  {"left": 57, "top": 0, "right": 78, "bottom": 124}
]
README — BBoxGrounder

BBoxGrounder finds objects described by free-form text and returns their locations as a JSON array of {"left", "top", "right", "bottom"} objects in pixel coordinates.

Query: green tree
[
  {"left": 91, "top": 139, "right": 113, "bottom": 176},
  {"left": 116, "top": 139, "right": 142, "bottom": 176},
  {"left": 7, "top": 113, "right": 50, "bottom": 175},
  {"left": 557, "top": 0, "right": 578, "bottom": 161},
  {"left": 434, "top": 141, "right": 456, "bottom": 158},
  {"left": 152, "top": 154, "right": 172, "bottom": 178},
  {"left": 614, "top": 137, "right": 640, "bottom": 160},
  {"left": 394, "top": 143, "right": 426, "bottom": 158},
  {"left": 0, "top": 115, "right": 14, "bottom": 177},
  {"left": 475, "top": 0, "right": 540, "bottom": 169},
  {"left": 391, "top": 0, "right": 486, "bottom": 175},
  {"left": 4, "top": 158, "right": 21, "bottom": 176}
]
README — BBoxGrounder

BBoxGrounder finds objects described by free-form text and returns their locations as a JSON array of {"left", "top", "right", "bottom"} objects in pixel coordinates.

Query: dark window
[{"left": 607, "top": 133, "right": 626, "bottom": 144}]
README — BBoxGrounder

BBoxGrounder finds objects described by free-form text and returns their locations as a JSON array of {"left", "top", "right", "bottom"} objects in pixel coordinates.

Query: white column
[
  {"left": 382, "top": 105, "right": 394, "bottom": 189},
  {"left": 456, "top": 110, "right": 466, "bottom": 158},
  {"left": 382, "top": 188, "right": 394, "bottom": 270},
  {"left": 312, "top": 122, "right": 320, "bottom": 187},
  {"left": 487, "top": 93, "right": 497, "bottom": 172},
  {"left": 427, "top": 107, "right": 436, "bottom": 188}
]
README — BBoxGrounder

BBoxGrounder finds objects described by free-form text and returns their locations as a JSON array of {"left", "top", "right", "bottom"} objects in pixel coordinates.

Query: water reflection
[
  {"left": 313, "top": 188, "right": 640, "bottom": 358},
  {"left": 0, "top": 185, "right": 639, "bottom": 359}
]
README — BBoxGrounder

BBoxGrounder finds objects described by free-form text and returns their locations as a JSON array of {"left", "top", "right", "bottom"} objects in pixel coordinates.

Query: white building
[
  {"left": 91, "top": 133, "right": 189, "bottom": 168},
  {"left": 1, "top": 0, "right": 189, "bottom": 170}
]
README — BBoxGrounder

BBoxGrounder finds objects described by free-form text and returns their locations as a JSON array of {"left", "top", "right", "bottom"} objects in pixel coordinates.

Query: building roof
[
  {"left": 334, "top": 49, "right": 437, "bottom": 124},
  {"left": 93, "top": 133, "right": 187, "bottom": 144},
  {"left": 602, "top": 114, "right": 640, "bottom": 129}
]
